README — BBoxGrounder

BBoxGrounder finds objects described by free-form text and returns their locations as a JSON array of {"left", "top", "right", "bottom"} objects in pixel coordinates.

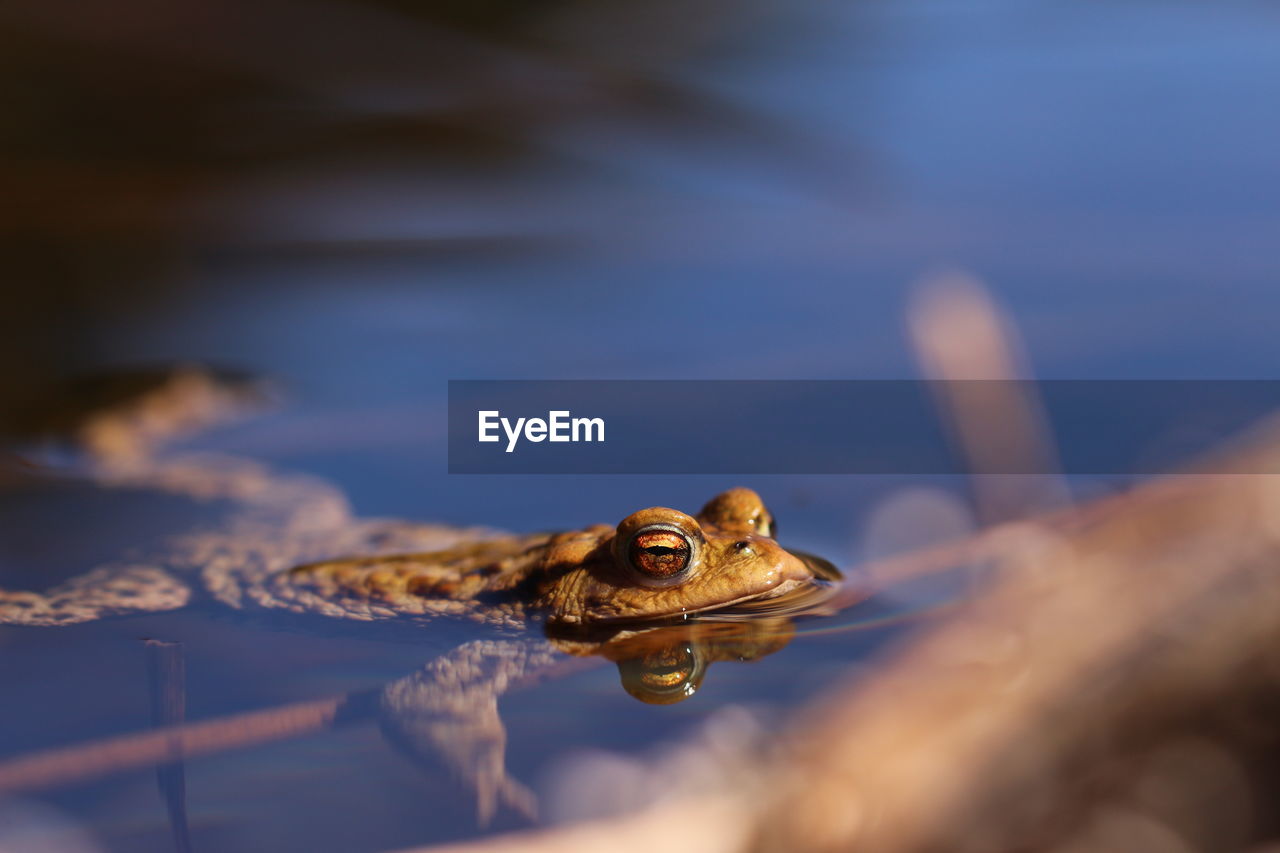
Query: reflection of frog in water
[{"left": 0, "top": 367, "right": 842, "bottom": 821}]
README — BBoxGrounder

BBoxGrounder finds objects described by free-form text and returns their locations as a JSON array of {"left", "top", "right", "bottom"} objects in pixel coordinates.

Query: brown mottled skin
[{"left": 273, "top": 488, "right": 814, "bottom": 630}]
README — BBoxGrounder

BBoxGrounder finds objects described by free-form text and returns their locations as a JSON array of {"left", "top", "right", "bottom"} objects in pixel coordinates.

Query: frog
[{"left": 0, "top": 366, "right": 844, "bottom": 822}]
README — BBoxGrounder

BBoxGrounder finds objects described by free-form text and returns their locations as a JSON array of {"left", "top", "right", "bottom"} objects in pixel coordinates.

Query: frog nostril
[{"left": 734, "top": 540, "right": 751, "bottom": 551}]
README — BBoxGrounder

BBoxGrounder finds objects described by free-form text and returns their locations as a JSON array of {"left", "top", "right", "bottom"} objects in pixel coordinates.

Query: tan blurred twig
[
  {"left": 908, "top": 272, "right": 1070, "bottom": 522},
  {"left": 0, "top": 694, "right": 354, "bottom": 795},
  {"left": 0, "top": 650, "right": 598, "bottom": 796}
]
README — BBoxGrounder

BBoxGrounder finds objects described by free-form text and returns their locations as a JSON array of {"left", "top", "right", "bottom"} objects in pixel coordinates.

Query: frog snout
[
  {"left": 776, "top": 552, "right": 815, "bottom": 584},
  {"left": 755, "top": 540, "right": 815, "bottom": 587}
]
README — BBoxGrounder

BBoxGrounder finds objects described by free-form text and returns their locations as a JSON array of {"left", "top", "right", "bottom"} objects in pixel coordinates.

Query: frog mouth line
[
  {"left": 692, "top": 549, "right": 844, "bottom": 618},
  {"left": 694, "top": 576, "right": 845, "bottom": 621},
  {"left": 614, "top": 575, "right": 841, "bottom": 626},
  {"left": 691, "top": 577, "right": 812, "bottom": 614}
]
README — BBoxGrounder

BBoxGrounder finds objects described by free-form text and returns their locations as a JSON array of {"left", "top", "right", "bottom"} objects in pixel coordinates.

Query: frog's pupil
[{"left": 630, "top": 531, "right": 690, "bottom": 578}]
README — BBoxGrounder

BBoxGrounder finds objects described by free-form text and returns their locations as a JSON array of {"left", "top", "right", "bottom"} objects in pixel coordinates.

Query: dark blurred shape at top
[{"left": 0, "top": 0, "right": 847, "bottom": 426}]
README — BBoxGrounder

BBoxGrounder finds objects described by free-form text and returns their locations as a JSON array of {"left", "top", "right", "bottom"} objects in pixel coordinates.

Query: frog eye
[
  {"left": 628, "top": 526, "right": 693, "bottom": 582},
  {"left": 613, "top": 508, "right": 705, "bottom": 587},
  {"left": 698, "top": 488, "right": 777, "bottom": 538},
  {"left": 754, "top": 510, "right": 775, "bottom": 538}
]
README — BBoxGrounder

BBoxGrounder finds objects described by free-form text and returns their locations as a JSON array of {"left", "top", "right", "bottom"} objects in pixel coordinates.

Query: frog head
[{"left": 539, "top": 488, "right": 834, "bottom": 627}]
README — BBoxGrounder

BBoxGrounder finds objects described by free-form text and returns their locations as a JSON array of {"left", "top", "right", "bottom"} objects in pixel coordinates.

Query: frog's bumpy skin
[
  {"left": 0, "top": 451, "right": 521, "bottom": 626},
  {"left": 198, "top": 519, "right": 524, "bottom": 627}
]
